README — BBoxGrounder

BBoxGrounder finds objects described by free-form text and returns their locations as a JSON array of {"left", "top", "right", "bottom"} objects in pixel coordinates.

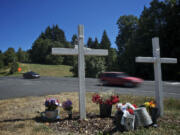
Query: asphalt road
[{"left": 0, "top": 76, "right": 180, "bottom": 100}]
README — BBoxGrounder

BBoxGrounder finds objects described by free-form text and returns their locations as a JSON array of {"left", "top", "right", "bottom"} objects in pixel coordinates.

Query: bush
[{"left": 9, "top": 62, "right": 18, "bottom": 74}]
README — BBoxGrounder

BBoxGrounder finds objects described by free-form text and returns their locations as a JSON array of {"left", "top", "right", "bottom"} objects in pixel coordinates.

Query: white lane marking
[{"left": 165, "top": 82, "right": 180, "bottom": 85}]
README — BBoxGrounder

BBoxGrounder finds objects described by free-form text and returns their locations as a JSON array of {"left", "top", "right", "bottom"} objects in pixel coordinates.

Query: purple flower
[{"left": 62, "top": 100, "right": 73, "bottom": 111}]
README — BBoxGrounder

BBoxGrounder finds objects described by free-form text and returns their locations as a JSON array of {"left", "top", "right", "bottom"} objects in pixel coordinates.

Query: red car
[{"left": 99, "top": 72, "right": 143, "bottom": 87}]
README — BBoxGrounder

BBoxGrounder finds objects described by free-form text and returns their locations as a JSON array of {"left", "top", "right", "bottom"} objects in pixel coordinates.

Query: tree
[
  {"left": 93, "top": 37, "right": 99, "bottom": 49},
  {"left": 71, "top": 34, "right": 78, "bottom": 46},
  {"left": 85, "top": 56, "right": 106, "bottom": 78},
  {"left": 116, "top": 15, "right": 138, "bottom": 54},
  {"left": 9, "top": 61, "right": 18, "bottom": 74},
  {"left": 106, "top": 48, "right": 118, "bottom": 71},
  {"left": 30, "top": 25, "right": 69, "bottom": 64},
  {"left": 87, "top": 37, "right": 94, "bottom": 48},
  {"left": 100, "top": 30, "right": 111, "bottom": 49},
  {"left": 17, "top": 48, "right": 29, "bottom": 63},
  {"left": 0, "top": 51, "right": 4, "bottom": 69},
  {"left": 115, "top": 0, "right": 180, "bottom": 81},
  {"left": 3, "top": 48, "right": 17, "bottom": 66}
]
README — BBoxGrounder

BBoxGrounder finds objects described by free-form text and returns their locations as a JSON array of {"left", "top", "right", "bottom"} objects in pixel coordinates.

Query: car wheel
[{"left": 124, "top": 82, "right": 134, "bottom": 87}]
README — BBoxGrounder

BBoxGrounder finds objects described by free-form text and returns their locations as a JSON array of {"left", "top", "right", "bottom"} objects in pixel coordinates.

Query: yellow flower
[
  {"left": 150, "top": 103, "right": 156, "bottom": 108},
  {"left": 144, "top": 102, "right": 150, "bottom": 107}
]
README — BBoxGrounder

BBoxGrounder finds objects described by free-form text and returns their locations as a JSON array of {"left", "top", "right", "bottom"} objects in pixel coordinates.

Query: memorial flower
[
  {"left": 62, "top": 99, "right": 73, "bottom": 119},
  {"left": 116, "top": 102, "right": 137, "bottom": 115},
  {"left": 45, "top": 98, "right": 60, "bottom": 111},
  {"left": 92, "top": 92, "right": 119, "bottom": 105},
  {"left": 144, "top": 100, "right": 156, "bottom": 108},
  {"left": 62, "top": 99, "right": 73, "bottom": 111}
]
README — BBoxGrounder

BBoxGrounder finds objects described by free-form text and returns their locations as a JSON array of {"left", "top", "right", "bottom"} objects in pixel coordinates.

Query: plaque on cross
[
  {"left": 52, "top": 25, "right": 108, "bottom": 119},
  {"left": 136, "top": 37, "right": 177, "bottom": 116}
]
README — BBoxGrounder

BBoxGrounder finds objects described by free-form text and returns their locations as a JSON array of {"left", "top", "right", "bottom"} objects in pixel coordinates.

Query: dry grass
[{"left": 0, "top": 92, "right": 180, "bottom": 135}]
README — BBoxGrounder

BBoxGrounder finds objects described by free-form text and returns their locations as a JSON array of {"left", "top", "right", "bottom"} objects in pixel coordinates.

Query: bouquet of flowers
[
  {"left": 62, "top": 99, "right": 73, "bottom": 119},
  {"left": 144, "top": 100, "right": 159, "bottom": 127},
  {"left": 144, "top": 100, "right": 156, "bottom": 112},
  {"left": 62, "top": 99, "right": 73, "bottom": 111},
  {"left": 116, "top": 103, "right": 137, "bottom": 115},
  {"left": 45, "top": 98, "right": 60, "bottom": 111},
  {"left": 92, "top": 92, "right": 119, "bottom": 105}
]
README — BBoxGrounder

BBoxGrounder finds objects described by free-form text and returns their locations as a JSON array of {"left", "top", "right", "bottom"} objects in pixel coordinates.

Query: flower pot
[
  {"left": 67, "top": 110, "right": 72, "bottom": 119},
  {"left": 99, "top": 104, "right": 112, "bottom": 118},
  {"left": 45, "top": 109, "right": 59, "bottom": 120},
  {"left": 149, "top": 107, "right": 159, "bottom": 124},
  {"left": 134, "top": 107, "right": 152, "bottom": 127}
]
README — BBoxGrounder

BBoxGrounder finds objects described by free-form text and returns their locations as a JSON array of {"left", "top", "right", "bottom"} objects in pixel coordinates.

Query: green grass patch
[{"left": 0, "top": 63, "right": 73, "bottom": 77}]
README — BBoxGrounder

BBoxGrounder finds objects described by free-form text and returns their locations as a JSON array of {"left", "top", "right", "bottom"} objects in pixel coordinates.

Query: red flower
[
  {"left": 133, "top": 104, "right": 137, "bottom": 108},
  {"left": 127, "top": 108, "right": 134, "bottom": 114},
  {"left": 92, "top": 94, "right": 101, "bottom": 104},
  {"left": 111, "top": 96, "right": 119, "bottom": 104},
  {"left": 92, "top": 93, "right": 119, "bottom": 105}
]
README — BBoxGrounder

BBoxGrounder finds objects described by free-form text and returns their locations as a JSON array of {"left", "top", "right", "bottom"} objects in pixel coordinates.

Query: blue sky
[{"left": 0, "top": 0, "right": 153, "bottom": 52}]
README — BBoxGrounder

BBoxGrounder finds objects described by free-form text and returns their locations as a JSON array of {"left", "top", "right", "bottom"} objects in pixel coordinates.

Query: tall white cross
[
  {"left": 52, "top": 25, "right": 108, "bottom": 119},
  {"left": 136, "top": 37, "right": 177, "bottom": 116}
]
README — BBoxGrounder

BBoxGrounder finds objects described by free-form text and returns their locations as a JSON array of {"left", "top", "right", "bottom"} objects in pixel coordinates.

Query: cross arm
[
  {"left": 136, "top": 57, "right": 155, "bottom": 63},
  {"left": 52, "top": 48, "right": 78, "bottom": 55},
  {"left": 84, "top": 49, "right": 108, "bottom": 56},
  {"left": 160, "top": 58, "right": 177, "bottom": 64}
]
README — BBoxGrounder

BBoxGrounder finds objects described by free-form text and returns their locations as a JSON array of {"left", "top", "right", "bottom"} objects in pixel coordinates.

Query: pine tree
[
  {"left": 87, "top": 37, "right": 93, "bottom": 48},
  {"left": 0, "top": 50, "right": 4, "bottom": 69},
  {"left": 3, "top": 48, "right": 17, "bottom": 66},
  {"left": 100, "top": 30, "right": 111, "bottom": 49}
]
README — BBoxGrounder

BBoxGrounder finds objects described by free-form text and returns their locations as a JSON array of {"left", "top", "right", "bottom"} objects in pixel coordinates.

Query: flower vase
[
  {"left": 149, "top": 107, "right": 159, "bottom": 125},
  {"left": 99, "top": 104, "right": 112, "bottom": 118},
  {"left": 45, "top": 109, "right": 59, "bottom": 121},
  {"left": 67, "top": 110, "right": 72, "bottom": 119}
]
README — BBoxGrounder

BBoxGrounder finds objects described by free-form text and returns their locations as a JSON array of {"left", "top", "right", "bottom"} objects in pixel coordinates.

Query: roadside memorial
[
  {"left": 114, "top": 101, "right": 159, "bottom": 132},
  {"left": 144, "top": 100, "right": 159, "bottom": 127},
  {"left": 62, "top": 99, "right": 73, "bottom": 119},
  {"left": 115, "top": 102, "right": 137, "bottom": 131},
  {"left": 52, "top": 25, "right": 108, "bottom": 119},
  {"left": 44, "top": 98, "right": 60, "bottom": 121},
  {"left": 92, "top": 92, "right": 119, "bottom": 118},
  {"left": 136, "top": 37, "right": 177, "bottom": 116}
]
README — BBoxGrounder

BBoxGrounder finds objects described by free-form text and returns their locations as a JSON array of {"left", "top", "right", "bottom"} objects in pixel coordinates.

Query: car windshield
[
  {"left": 115, "top": 73, "right": 128, "bottom": 78},
  {"left": 30, "top": 72, "right": 37, "bottom": 75}
]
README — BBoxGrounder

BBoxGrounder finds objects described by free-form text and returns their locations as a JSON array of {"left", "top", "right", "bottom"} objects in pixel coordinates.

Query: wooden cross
[
  {"left": 52, "top": 25, "right": 108, "bottom": 119},
  {"left": 136, "top": 37, "right": 177, "bottom": 116}
]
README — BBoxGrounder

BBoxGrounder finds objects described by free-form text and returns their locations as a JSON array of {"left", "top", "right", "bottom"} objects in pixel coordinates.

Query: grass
[
  {"left": 0, "top": 63, "right": 73, "bottom": 77},
  {"left": 0, "top": 92, "right": 179, "bottom": 135}
]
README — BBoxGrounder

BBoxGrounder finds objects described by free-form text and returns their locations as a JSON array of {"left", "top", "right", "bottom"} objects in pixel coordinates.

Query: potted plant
[
  {"left": 44, "top": 98, "right": 60, "bottom": 120},
  {"left": 62, "top": 99, "right": 73, "bottom": 119},
  {"left": 92, "top": 92, "right": 119, "bottom": 118}
]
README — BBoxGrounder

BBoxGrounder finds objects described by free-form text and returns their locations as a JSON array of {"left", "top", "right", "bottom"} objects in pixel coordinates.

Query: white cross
[
  {"left": 52, "top": 25, "right": 108, "bottom": 119},
  {"left": 136, "top": 37, "right": 177, "bottom": 116}
]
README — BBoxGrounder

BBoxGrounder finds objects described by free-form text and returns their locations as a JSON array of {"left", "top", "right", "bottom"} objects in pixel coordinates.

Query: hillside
[{"left": 0, "top": 63, "right": 73, "bottom": 77}]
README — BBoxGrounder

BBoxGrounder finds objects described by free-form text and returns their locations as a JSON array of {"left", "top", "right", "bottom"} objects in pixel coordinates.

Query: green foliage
[
  {"left": 3, "top": 48, "right": 17, "bottom": 66},
  {"left": 116, "top": 15, "right": 138, "bottom": 53},
  {"left": 106, "top": 48, "right": 118, "bottom": 71},
  {"left": 16, "top": 48, "right": 30, "bottom": 63},
  {"left": 85, "top": 56, "right": 106, "bottom": 78},
  {"left": 0, "top": 51, "right": 4, "bottom": 69},
  {"left": 70, "top": 56, "right": 106, "bottom": 78},
  {"left": 9, "top": 61, "right": 18, "bottom": 74},
  {"left": 87, "top": 37, "right": 99, "bottom": 49},
  {"left": 100, "top": 30, "right": 111, "bottom": 50},
  {"left": 30, "top": 25, "right": 71, "bottom": 65},
  {"left": 87, "top": 37, "right": 94, "bottom": 48},
  {"left": 116, "top": 0, "right": 180, "bottom": 80}
]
